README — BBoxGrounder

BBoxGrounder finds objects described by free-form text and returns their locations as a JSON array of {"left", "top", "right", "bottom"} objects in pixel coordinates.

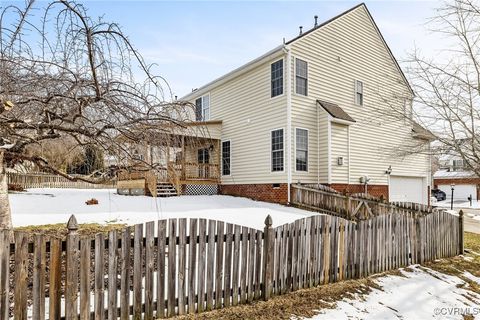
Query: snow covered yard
[
  {"left": 9, "top": 188, "right": 314, "bottom": 229},
  {"left": 309, "top": 265, "right": 480, "bottom": 320}
]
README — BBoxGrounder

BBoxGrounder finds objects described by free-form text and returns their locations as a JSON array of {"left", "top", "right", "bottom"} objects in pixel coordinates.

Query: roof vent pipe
[
  {"left": 314, "top": 15, "right": 318, "bottom": 27},
  {"left": 299, "top": 26, "right": 303, "bottom": 35}
]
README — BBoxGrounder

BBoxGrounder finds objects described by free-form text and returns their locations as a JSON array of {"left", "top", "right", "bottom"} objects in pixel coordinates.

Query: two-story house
[
  {"left": 180, "top": 3, "right": 431, "bottom": 204},
  {"left": 434, "top": 154, "right": 479, "bottom": 201}
]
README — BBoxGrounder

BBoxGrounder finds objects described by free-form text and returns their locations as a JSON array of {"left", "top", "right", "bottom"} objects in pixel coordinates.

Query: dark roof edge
[
  {"left": 286, "top": 2, "right": 414, "bottom": 97},
  {"left": 286, "top": 3, "right": 365, "bottom": 45}
]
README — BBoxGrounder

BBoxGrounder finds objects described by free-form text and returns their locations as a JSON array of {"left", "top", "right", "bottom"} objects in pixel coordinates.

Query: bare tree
[
  {"left": 376, "top": 0, "right": 480, "bottom": 175},
  {"left": 0, "top": 0, "right": 192, "bottom": 229}
]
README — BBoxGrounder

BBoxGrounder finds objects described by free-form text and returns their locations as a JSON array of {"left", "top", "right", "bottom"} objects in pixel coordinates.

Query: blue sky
[{"left": 4, "top": 0, "right": 445, "bottom": 98}]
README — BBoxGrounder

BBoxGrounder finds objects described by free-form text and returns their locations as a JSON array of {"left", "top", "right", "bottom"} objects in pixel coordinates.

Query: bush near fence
[
  {"left": 0, "top": 208, "right": 463, "bottom": 320},
  {"left": 6, "top": 172, "right": 116, "bottom": 189}
]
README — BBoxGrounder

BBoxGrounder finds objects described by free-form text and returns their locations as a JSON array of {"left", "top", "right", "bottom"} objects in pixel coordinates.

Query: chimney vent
[
  {"left": 314, "top": 15, "right": 318, "bottom": 27},
  {"left": 299, "top": 26, "right": 303, "bottom": 35}
]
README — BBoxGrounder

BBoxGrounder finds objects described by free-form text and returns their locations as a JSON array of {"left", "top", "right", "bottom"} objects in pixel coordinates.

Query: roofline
[
  {"left": 180, "top": 45, "right": 285, "bottom": 101},
  {"left": 287, "top": 3, "right": 413, "bottom": 97},
  {"left": 181, "top": 2, "right": 414, "bottom": 101},
  {"left": 186, "top": 120, "right": 223, "bottom": 126},
  {"left": 285, "top": 2, "right": 365, "bottom": 45}
]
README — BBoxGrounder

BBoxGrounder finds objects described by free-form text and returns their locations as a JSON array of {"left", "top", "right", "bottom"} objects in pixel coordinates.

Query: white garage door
[
  {"left": 389, "top": 176, "right": 425, "bottom": 204},
  {"left": 437, "top": 184, "right": 477, "bottom": 201}
]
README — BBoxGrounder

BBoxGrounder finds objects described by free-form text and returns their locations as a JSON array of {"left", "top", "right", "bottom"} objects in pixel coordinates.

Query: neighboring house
[
  {"left": 180, "top": 3, "right": 432, "bottom": 204},
  {"left": 434, "top": 155, "right": 479, "bottom": 201}
]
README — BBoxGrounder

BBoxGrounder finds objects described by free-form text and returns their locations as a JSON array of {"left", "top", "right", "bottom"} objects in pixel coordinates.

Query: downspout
[
  {"left": 317, "top": 100, "right": 320, "bottom": 186},
  {"left": 285, "top": 46, "right": 292, "bottom": 203},
  {"left": 327, "top": 116, "right": 332, "bottom": 185}
]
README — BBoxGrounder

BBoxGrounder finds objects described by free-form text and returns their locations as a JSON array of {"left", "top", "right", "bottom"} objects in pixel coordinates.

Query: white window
[
  {"left": 271, "top": 59, "right": 283, "bottom": 97},
  {"left": 296, "top": 128, "right": 308, "bottom": 171},
  {"left": 271, "top": 129, "right": 284, "bottom": 172},
  {"left": 355, "top": 80, "right": 363, "bottom": 106},
  {"left": 195, "top": 94, "right": 210, "bottom": 121},
  {"left": 295, "top": 59, "right": 308, "bottom": 96}
]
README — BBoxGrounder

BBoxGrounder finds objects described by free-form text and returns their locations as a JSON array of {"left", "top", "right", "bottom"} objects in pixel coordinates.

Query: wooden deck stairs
[{"left": 156, "top": 183, "right": 179, "bottom": 197}]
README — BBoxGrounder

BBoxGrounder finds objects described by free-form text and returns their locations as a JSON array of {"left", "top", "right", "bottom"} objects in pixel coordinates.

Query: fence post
[
  {"left": 66, "top": 215, "right": 79, "bottom": 320},
  {"left": 0, "top": 230, "right": 9, "bottom": 320},
  {"left": 459, "top": 210, "right": 464, "bottom": 255},
  {"left": 345, "top": 194, "right": 351, "bottom": 219},
  {"left": 262, "top": 215, "right": 274, "bottom": 301}
]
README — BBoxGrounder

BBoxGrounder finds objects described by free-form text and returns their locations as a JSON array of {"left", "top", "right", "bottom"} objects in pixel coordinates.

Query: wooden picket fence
[
  {"left": 7, "top": 172, "right": 116, "bottom": 189},
  {"left": 0, "top": 209, "right": 463, "bottom": 320},
  {"left": 291, "top": 183, "right": 433, "bottom": 220}
]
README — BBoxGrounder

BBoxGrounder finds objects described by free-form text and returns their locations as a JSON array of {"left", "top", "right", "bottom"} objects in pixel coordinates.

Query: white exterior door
[
  {"left": 437, "top": 184, "right": 477, "bottom": 201},
  {"left": 389, "top": 176, "right": 426, "bottom": 204}
]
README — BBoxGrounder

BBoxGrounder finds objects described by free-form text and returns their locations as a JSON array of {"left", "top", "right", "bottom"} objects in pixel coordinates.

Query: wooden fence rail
[
  {"left": 7, "top": 172, "right": 116, "bottom": 189},
  {"left": 291, "top": 184, "right": 433, "bottom": 220},
  {"left": 0, "top": 209, "right": 463, "bottom": 319}
]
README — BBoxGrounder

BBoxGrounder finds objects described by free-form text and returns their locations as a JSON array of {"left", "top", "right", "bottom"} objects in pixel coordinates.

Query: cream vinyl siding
[
  {"left": 289, "top": 5, "right": 429, "bottom": 186},
  {"left": 189, "top": 58, "right": 288, "bottom": 184},
  {"left": 331, "top": 123, "right": 349, "bottom": 183}
]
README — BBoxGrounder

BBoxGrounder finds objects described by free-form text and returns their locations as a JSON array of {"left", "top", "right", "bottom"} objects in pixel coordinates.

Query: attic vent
[{"left": 299, "top": 26, "right": 303, "bottom": 35}]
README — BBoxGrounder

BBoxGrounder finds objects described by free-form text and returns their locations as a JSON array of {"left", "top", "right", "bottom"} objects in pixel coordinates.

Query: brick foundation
[
  {"left": 328, "top": 184, "right": 389, "bottom": 201},
  {"left": 219, "top": 183, "right": 288, "bottom": 204}
]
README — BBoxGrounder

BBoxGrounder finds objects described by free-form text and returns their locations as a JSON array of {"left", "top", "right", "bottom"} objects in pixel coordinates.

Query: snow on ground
[
  {"left": 436, "top": 199, "right": 480, "bottom": 209},
  {"left": 9, "top": 188, "right": 314, "bottom": 229},
  {"left": 308, "top": 266, "right": 480, "bottom": 320}
]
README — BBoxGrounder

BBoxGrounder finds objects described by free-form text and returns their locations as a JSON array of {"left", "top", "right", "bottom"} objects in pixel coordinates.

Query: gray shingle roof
[{"left": 317, "top": 100, "right": 356, "bottom": 123}]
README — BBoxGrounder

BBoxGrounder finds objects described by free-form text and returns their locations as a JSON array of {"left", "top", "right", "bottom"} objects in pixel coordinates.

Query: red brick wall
[
  {"left": 433, "top": 178, "right": 480, "bottom": 186},
  {"left": 219, "top": 183, "right": 288, "bottom": 204},
  {"left": 328, "top": 184, "right": 389, "bottom": 201}
]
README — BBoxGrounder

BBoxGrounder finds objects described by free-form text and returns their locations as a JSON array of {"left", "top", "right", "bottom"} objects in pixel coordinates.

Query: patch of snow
[
  {"left": 462, "top": 271, "right": 480, "bottom": 285},
  {"left": 306, "top": 266, "right": 480, "bottom": 320},
  {"left": 9, "top": 188, "right": 315, "bottom": 229}
]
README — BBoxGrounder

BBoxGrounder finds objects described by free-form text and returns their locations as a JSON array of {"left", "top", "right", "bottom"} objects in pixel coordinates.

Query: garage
[
  {"left": 389, "top": 175, "right": 426, "bottom": 204},
  {"left": 437, "top": 184, "right": 477, "bottom": 201}
]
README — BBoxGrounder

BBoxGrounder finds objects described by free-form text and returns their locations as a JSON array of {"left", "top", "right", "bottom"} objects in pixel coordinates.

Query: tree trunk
[{"left": 0, "top": 150, "right": 12, "bottom": 230}]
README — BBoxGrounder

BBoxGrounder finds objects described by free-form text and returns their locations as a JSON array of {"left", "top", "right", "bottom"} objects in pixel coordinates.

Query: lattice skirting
[{"left": 184, "top": 184, "right": 218, "bottom": 195}]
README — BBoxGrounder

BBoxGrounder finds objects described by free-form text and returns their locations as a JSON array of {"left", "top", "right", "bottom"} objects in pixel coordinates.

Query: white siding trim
[
  {"left": 347, "top": 125, "right": 351, "bottom": 183},
  {"left": 327, "top": 115, "right": 332, "bottom": 184},
  {"left": 286, "top": 48, "right": 293, "bottom": 202},
  {"left": 317, "top": 102, "right": 320, "bottom": 185}
]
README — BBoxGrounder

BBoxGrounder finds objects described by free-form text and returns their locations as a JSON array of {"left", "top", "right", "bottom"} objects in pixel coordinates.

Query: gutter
[
  {"left": 181, "top": 45, "right": 285, "bottom": 101},
  {"left": 285, "top": 46, "right": 292, "bottom": 203}
]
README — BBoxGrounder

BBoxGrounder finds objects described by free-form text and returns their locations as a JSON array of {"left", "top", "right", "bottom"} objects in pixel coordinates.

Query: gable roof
[
  {"left": 317, "top": 100, "right": 356, "bottom": 123},
  {"left": 181, "top": 3, "right": 413, "bottom": 101}
]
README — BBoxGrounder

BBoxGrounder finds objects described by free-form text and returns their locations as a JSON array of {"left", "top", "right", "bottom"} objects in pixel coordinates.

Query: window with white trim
[
  {"left": 271, "top": 59, "right": 283, "bottom": 97},
  {"left": 271, "top": 129, "right": 284, "bottom": 172},
  {"left": 355, "top": 80, "right": 363, "bottom": 106},
  {"left": 222, "top": 141, "right": 231, "bottom": 176},
  {"left": 295, "top": 58, "right": 308, "bottom": 96},
  {"left": 195, "top": 94, "right": 210, "bottom": 121},
  {"left": 296, "top": 128, "right": 308, "bottom": 171}
]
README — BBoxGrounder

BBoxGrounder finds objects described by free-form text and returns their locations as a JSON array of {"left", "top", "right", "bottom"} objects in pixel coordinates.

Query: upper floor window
[
  {"left": 295, "top": 59, "right": 308, "bottom": 96},
  {"left": 271, "top": 129, "right": 284, "bottom": 172},
  {"left": 195, "top": 94, "right": 210, "bottom": 121},
  {"left": 296, "top": 128, "right": 308, "bottom": 171},
  {"left": 271, "top": 59, "right": 283, "bottom": 97},
  {"left": 355, "top": 80, "right": 363, "bottom": 106}
]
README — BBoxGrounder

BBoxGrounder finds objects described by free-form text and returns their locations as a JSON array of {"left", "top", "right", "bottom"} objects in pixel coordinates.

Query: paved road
[{"left": 460, "top": 208, "right": 480, "bottom": 234}]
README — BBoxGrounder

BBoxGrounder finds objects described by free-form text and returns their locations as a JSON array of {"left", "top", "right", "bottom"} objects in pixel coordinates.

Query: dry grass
[
  {"left": 424, "top": 232, "right": 480, "bottom": 294},
  {"left": 172, "top": 277, "right": 383, "bottom": 320}
]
